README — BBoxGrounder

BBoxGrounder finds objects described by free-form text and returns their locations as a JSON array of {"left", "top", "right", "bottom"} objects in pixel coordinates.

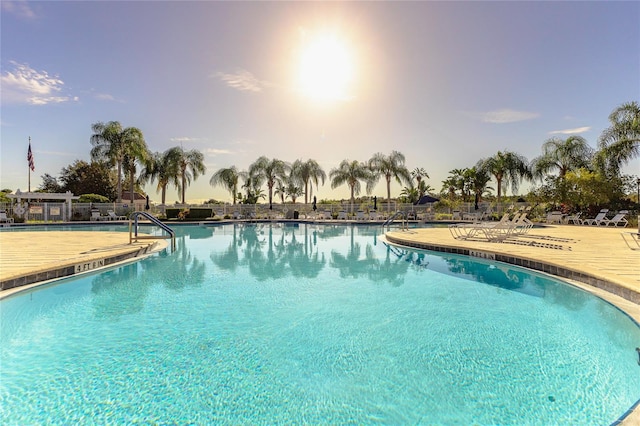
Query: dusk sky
[{"left": 1, "top": 1, "right": 638, "bottom": 204}]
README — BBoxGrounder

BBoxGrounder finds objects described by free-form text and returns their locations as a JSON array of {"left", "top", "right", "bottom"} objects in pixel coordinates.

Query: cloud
[
  {"left": 215, "top": 69, "right": 270, "bottom": 92},
  {"left": 170, "top": 137, "right": 206, "bottom": 143},
  {"left": 549, "top": 126, "right": 591, "bottom": 135},
  {"left": 480, "top": 109, "right": 540, "bottom": 124},
  {"left": 206, "top": 148, "right": 233, "bottom": 155},
  {"left": 1, "top": 61, "right": 77, "bottom": 105},
  {"left": 1, "top": 0, "right": 37, "bottom": 19}
]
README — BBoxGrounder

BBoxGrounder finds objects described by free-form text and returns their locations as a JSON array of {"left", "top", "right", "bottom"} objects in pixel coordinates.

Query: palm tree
[
  {"left": 250, "top": 156, "right": 289, "bottom": 209},
  {"left": 90, "top": 121, "right": 147, "bottom": 203},
  {"left": 176, "top": 147, "right": 206, "bottom": 204},
  {"left": 467, "top": 166, "right": 493, "bottom": 206},
  {"left": 140, "top": 148, "right": 181, "bottom": 205},
  {"left": 122, "top": 144, "right": 150, "bottom": 204},
  {"left": 477, "top": 150, "right": 531, "bottom": 207},
  {"left": 368, "top": 151, "right": 412, "bottom": 212},
  {"left": 597, "top": 101, "right": 640, "bottom": 175},
  {"left": 411, "top": 167, "right": 430, "bottom": 198},
  {"left": 210, "top": 166, "right": 240, "bottom": 205},
  {"left": 329, "top": 160, "right": 375, "bottom": 212},
  {"left": 531, "top": 136, "right": 593, "bottom": 180},
  {"left": 291, "top": 159, "right": 326, "bottom": 204}
]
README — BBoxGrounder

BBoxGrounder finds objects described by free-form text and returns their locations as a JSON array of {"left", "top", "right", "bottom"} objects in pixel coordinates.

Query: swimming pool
[{"left": 1, "top": 223, "right": 639, "bottom": 424}]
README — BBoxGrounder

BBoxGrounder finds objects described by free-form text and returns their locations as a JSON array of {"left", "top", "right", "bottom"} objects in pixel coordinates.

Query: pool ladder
[
  {"left": 382, "top": 211, "right": 408, "bottom": 231},
  {"left": 129, "top": 211, "right": 176, "bottom": 253}
]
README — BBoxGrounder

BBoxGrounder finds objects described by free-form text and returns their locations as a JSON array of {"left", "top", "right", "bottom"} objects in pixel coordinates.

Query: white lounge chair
[
  {"left": 107, "top": 210, "right": 127, "bottom": 220},
  {"left": 601, "top": 210, "right": 629, "bottom": 227},
  {"left": 565, "top": 212, "right": 581, "bottom": 225},
  {"left": 581, "top": 209, "right": 609, "bottom": 226},
  {"left": 546, "top": 211, "right": 564, "bottom": 224},
  {"left": 337, "top": 211, "right": 348, "bottom": 220},
  {"left": 90, "top": 209, "right": 103, "bottom": 221},
  {"left": 356, "top": 210, "right": 366, "bottom": 220},
  {"left": 0, "top": 211, "right": 14, "bottom": 223}
]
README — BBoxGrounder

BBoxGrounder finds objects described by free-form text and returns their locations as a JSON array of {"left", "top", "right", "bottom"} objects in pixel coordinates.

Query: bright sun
[{"left": 296, "top": 32, "right": 354, "bottom": 102}]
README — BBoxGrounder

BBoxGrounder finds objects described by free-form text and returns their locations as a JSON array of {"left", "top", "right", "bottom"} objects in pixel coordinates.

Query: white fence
[{"left": 0, "top": 200, "right": 526, "bottom": 223}]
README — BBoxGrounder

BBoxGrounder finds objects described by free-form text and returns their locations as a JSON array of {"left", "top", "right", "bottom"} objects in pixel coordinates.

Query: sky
[{"left": 1, "top": 0, "right": 638, "bottom": 204}]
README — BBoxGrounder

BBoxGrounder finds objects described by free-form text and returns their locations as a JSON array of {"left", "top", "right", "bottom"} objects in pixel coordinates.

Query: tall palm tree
[
  {"left": 597, "top": 101, "right": 640, "bottom": 175},
  {"left": 291, "top": 159, "right": 326, "bottom": 204},
  {"left": 368, "top": 151, "right": 412, "bottom": 212},
  {"left": 329, "top": 160, "right": 375, "bottom": 212},
  {"left": 210, "top": 166, "right": 240, "bottom": 205},
  {"left": 477, "top": 150, "right": 531, "bottom": 206},
  {"left": 250, "top": 156, "right": 289, "bottom": 209},
  {"left": 90, "top": 121, "right": 147, "bottom": 203},
  {"left": 140, "top": 148, "right": 181, "bottom": 205},
  {"left": 411, "top": 167, "right": 430, "bottom": 198},
  {"left": 176, "top": 147, "right": 206, "bottom": 204},
  {"left": 531, "top": 136, "right": 593, "bottom": 180},
  {"left": 123, "top": 144, "right": 150, "bottom": 204}
]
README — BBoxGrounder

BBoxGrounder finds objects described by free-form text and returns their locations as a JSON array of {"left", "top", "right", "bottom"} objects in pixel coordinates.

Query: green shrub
[
  {"left": 188, "top": 208, "right": 213, "bottom": 219},
  {"left": 79, "top": 194, "right": 110, "bottom": 203},
  {"left": 166, "top": 208, "right": 180, "bottom": 219},
  {"left": 166, "top": 207, "right": 213, "bottom": 220}
]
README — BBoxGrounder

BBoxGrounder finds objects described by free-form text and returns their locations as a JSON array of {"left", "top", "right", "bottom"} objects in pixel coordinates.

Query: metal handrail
[
  {"left": 382, "top": 211, "right": 407, "bottom": 231},
  {"left": 129, "top": 211, "right": 176, "bottom": 252}
]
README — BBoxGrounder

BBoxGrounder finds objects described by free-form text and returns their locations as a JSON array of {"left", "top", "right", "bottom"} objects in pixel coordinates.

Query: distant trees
[
  {"left": 38, "top": 160, "right": 117, "bottom": 199},
  {"left": 596, "top": 101, "right": 640, "bottom": 176},
  {"left": 210, "top": 166, "right": 241, "bottom": 205},
  {"left": 477, "top": 150, "right": 531, "bottom": 207},
  {"left": 291, "top": 159, "right": 326, "bottom": 205},
  {"left": 329, "top": 160, "right": 375, "bottom": 212},
  {"left": 250, "top": 156, "right": 288, "bottom": 209},
  {"left": 176, "top": 147, "right": 206, "bottom": 205},
  {"left": 369, "top": 151, "right": 412, "bottom": 211},
  {"left": 140, "top": 148, "right": 182, "bottom": 205},
  {"left": 531, "top": 136, "right": 593, "bottom": 180},
  {"left": 90, "top": 121, "right": 148, "bottom": 203}
]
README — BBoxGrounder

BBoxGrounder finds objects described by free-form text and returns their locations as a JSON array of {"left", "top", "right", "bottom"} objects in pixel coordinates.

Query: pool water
[{"left": 1, "top": 223, "right": 639, "bottom": 424}]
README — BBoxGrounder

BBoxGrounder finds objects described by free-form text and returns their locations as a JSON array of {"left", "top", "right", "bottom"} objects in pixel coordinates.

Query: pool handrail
[
  {"left": 129, "top": 211, "right": 176, "bottom": 252},
  {"left": 383, "top": 211, "right": 408, "bottom": 231}
]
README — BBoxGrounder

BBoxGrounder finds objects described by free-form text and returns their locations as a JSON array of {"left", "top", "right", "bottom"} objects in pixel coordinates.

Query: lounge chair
[
  {"left": 448, "top": 212, "right": 514, "bottom": 241},
  {"left": 0, "top": 210, "right": 14, "bottom": 223},
  {"left": 601, "top": 210, "right": 629, "bottom": 227},
  {"left": 90, "top": 209, "right": 103, "bottom": 221},
  {"left": 546, "top": 211, "right": 564, "bottom": 224},
  {"left": 337, "top": 211, "right": 348, "bottom": 220},
  {"left": 107, "top": 210, "right": 127, "bottom": 220},
  {"left": 565, "top": 212, "right": 581, "bottom": 225},
  {"left": 581, "top": 209, "right": 609, "bottom": 226},
  {"left": 356, "top": 210, "right": 366, "bottom": 220},
  {"left": 232, "top": 211, "right": 243, "bottom": 220}
]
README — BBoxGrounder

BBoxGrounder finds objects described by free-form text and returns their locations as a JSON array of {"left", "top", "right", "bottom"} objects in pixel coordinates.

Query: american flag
[{"left": 27, "top": 141, "right": 35, "bottom": 171}]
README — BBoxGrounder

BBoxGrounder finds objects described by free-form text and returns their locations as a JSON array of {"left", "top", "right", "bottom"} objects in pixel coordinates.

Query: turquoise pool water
[{"left": 1, "top": 223, "right": 639, "bottom": 424}]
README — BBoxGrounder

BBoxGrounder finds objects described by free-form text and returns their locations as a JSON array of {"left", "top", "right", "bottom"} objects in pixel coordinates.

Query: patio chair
[
  {"left": 0, "top": 210, "right": 14, "bottom": 223},
  {"left": 232, "top": 211, "right": 243, "bottom": 220},
  {"left": 581, "top": 209, "right": 609, "bottom": 226},
  {"left": 601, "top": 210, "right": 629, "bottom": 227},
  {"left": 90, "top": 209, "right": 103, "bottom": 221},
  {"left": 337, "top": 211, "right": 348, "bottom": 220},
  {"left": 107, "top": 210, "right": 127, "bottom": 220},
  {"left": 356, "top": 210, "right": 366, "bottom": 220},
  {"left": 565, "top": 212, "right": 581, "bottom": 225},
  {"left": 546, "top": 211, "right": 564, "bottom": 224}
]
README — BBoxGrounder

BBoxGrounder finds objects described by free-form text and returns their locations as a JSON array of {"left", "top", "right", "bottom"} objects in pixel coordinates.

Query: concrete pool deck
[{"left": 0, "top": 222, "right": 639, "bottom": 423}]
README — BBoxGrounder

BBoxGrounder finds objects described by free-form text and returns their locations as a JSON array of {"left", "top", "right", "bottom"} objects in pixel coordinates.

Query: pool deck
[
  {"left": 0, "top": 230, "right": 164, "bottom": 293},
  {"left": 0, "top": 221, "right": 639, "bottom": 424}
]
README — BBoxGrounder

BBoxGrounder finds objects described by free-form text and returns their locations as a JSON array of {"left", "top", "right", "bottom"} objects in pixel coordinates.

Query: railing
[
  {"left": 382, "top": 211, "right": 408, "bottom": 231},
  {"left": 129, "top": 212, "right": 176, "bottom": 252}
]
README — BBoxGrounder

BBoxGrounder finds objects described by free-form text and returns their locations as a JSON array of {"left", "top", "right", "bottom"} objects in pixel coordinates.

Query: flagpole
[{"left": 28, "top": 137, "right": 31, "bottom": 192}]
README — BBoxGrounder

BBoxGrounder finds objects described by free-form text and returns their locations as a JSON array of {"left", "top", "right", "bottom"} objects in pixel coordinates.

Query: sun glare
[{"left": 296, "top": 32, "right": 354, "bottom": 103}]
